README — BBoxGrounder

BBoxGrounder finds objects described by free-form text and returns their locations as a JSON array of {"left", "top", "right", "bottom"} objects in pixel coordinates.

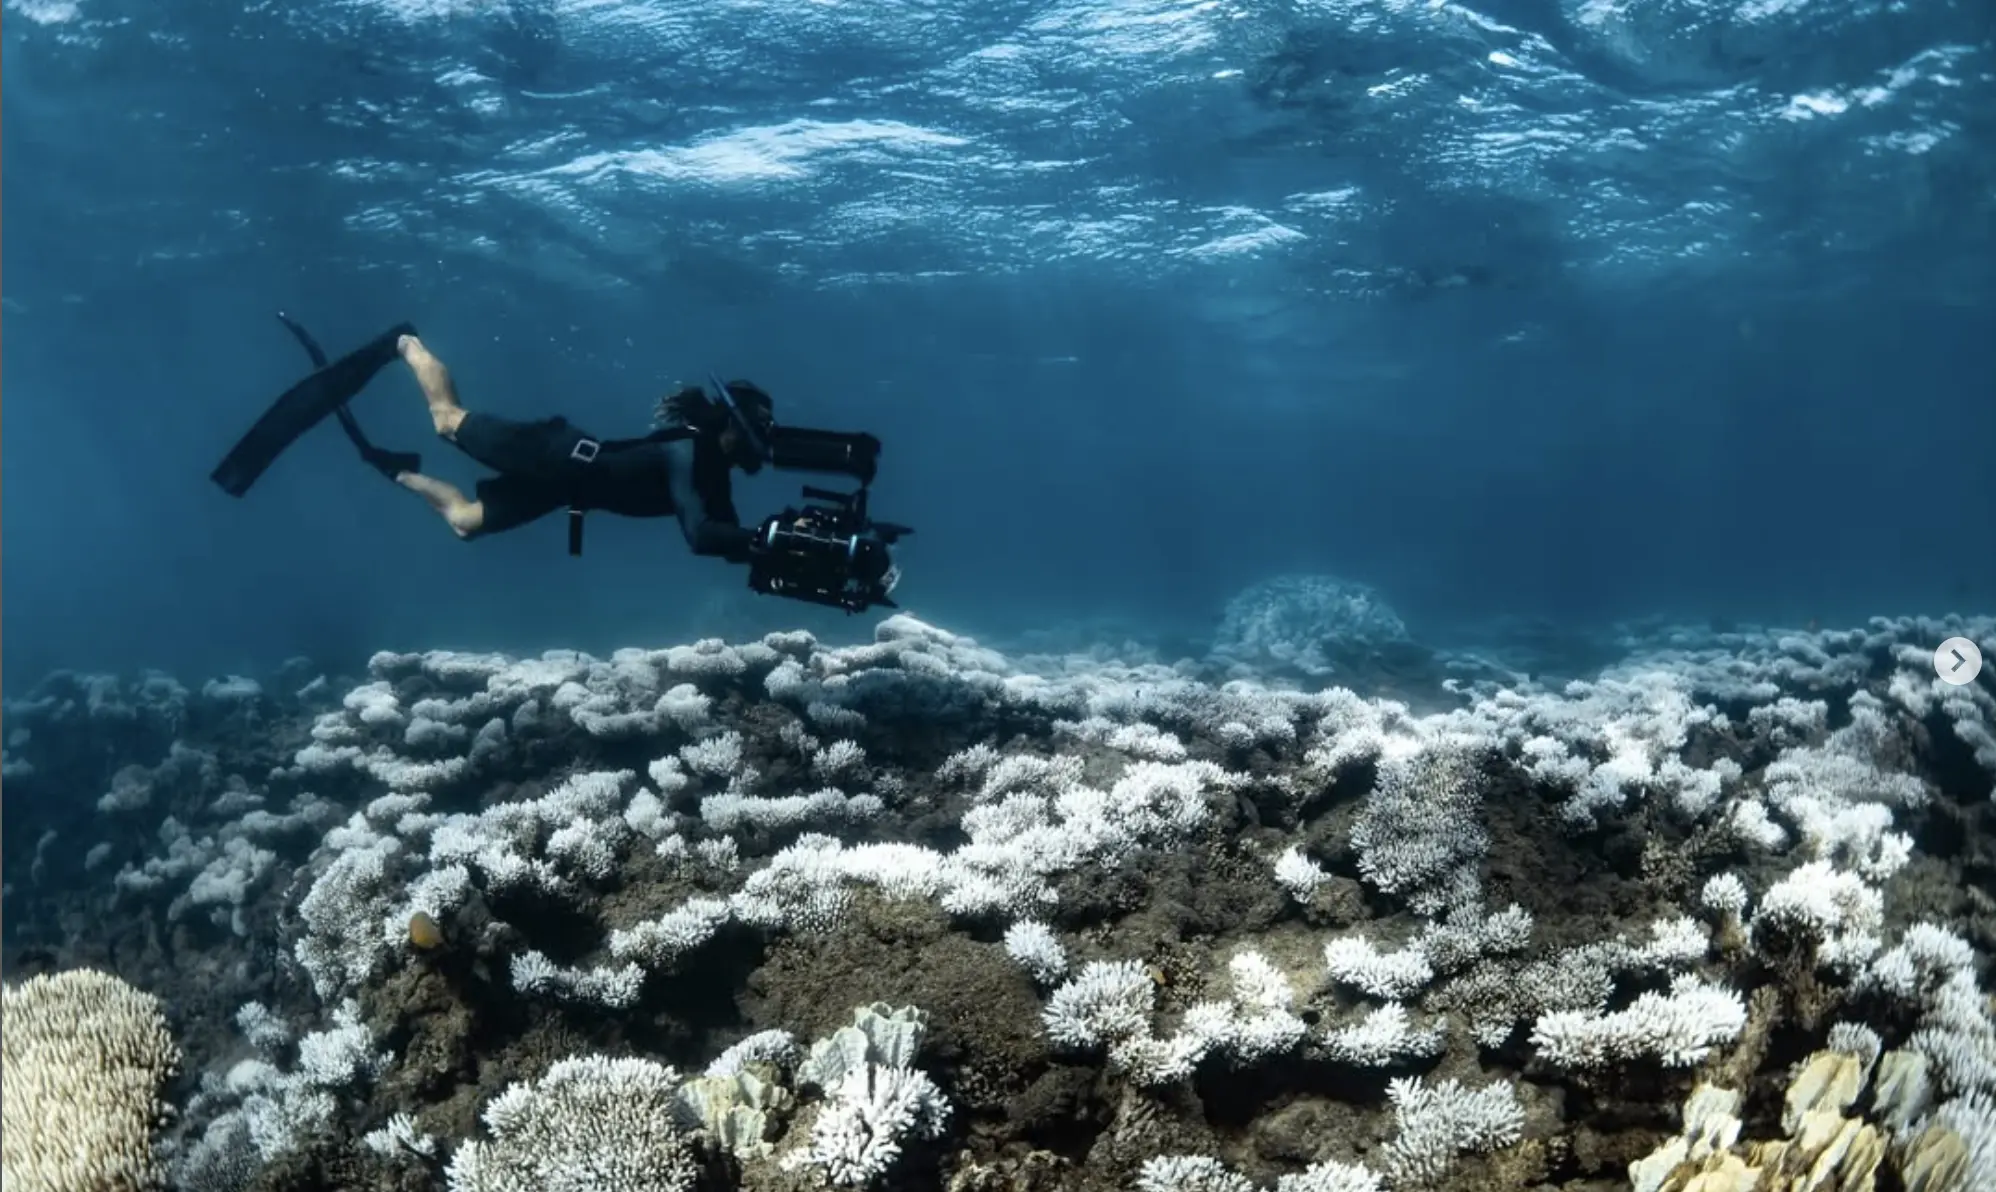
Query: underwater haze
[{"left": 3, "top": 0, "right": 1994, "bottom": 684}]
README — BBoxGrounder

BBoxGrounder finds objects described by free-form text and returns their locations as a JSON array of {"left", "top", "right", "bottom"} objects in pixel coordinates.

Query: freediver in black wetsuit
[
  {"left": 212, "top": 321, "right": 774, "bottom": 562},
  {"left": 384, "top": 333, "right": 769, "bottom": 561},
  {"left": 212, "top": 316, "right": 911, "bottom": 612}
]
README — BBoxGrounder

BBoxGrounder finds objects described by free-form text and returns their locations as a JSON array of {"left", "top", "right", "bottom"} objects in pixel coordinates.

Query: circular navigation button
[{"left": 1935, "top": 637, "right": 1983, "bottom": 686}]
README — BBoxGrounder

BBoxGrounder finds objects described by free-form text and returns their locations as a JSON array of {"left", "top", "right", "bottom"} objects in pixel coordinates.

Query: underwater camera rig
[{"left": 745, "top": 422, "right": 914, "bottom": 615}]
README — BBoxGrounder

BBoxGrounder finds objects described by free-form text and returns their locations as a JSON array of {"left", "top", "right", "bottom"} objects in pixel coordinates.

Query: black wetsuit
[
  {"left": 452, "top": 412, "right": 756, "bottom": 560},
  {"left": 209, "top": 319, "right": 757, "bottom": 562}
]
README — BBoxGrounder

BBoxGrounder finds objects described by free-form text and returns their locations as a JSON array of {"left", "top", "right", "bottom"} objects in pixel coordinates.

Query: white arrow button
[{"left": 1936, "top": 637, "right": 1984, "bottom": 686}]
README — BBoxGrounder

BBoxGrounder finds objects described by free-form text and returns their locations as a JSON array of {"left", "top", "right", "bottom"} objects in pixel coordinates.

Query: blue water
[{"left": 4, "top": 0, "right": 1992, "bottom": 685}]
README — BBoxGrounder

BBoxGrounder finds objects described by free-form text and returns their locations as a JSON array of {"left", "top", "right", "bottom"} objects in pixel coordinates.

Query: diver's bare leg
[
  {"left": 396, "top": 472, "right": 484, "bottom": 538},
  {"left": 396, "top": 335, "right": 468, "bottom": 439}
]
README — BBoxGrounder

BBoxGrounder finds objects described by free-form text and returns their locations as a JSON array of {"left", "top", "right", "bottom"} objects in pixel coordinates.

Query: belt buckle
[{"left": 569, "top": 438, "right": 601, "bottom": 463}]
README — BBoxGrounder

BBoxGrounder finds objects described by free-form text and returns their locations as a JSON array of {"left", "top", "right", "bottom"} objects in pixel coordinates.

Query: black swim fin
[
  {"left": 357, "top": 443, "right": 423, "bottom": 480},
  {"left": 277, "top": 311, "right": 425, "bottom": 480},
  {"left": 211, "top": 320, "right": 417, "bottom": 497},
  {"left": 276, "top": 310, "right": 330, "bottom": 369}
]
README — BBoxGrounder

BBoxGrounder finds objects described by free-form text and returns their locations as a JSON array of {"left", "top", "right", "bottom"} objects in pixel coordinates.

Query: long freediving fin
[
  {"left": 275, "top": 310, "right": 330, "bottom": 369},
  {"left": 211, "top": 319, "right": 417, "bottom": 497},
  {"left": 275, "top": 312, "right": 424, "bottom": 480}
]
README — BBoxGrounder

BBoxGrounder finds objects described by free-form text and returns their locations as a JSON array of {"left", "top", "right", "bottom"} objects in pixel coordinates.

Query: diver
[
  {"left": 386, "top": 334, "right": 765, "bottom": 560},
  {"left": 212, "top": 315, "right": 912, "bottom": 612}
]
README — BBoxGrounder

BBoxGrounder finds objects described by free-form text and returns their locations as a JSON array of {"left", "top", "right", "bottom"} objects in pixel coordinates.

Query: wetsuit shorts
[{"left": 453, "top": 412, "right": 676, "bottom": 535}]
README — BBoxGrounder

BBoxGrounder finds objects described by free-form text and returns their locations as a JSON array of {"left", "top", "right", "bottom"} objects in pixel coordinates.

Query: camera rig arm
[{"left": 744, "top": 431, "right": 912, "bottom": 614}]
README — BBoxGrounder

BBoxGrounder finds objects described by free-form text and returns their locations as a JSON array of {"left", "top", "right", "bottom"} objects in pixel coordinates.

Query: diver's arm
[
  {"left": 667, "top": 441, "right": 757, "bottom": 562},
  {"left": 682, "top": 515, "right": 757, "bottom": 562}
]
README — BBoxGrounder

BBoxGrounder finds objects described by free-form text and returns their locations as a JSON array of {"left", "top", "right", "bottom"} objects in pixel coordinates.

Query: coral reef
[
  {"left": 1, "top": 597, "right": 1992, "bottom": 1192},
  {"left": 0, "top": 967, "right": 183, "bottom": 1191}
]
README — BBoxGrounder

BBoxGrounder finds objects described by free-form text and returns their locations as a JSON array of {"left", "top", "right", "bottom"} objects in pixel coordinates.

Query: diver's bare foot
[
  {"left": 394, "top": 335, "right": 466, "bottom": 437},
  {"left": 396, "top": 334, "right": 442, "bottom": 377},
  {"left": 397, "top": 471, "right": 483, "bottom": 537}
]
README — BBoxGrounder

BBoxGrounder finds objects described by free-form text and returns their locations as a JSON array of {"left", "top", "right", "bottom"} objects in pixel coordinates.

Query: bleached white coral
[
  {"left": 647, "top": 754, "right": 691, "bottom": 796},
  {"left": 1277, "top": 1160, "right": 1385, "bottom": 1192},
  {"left": 812, "top": 738, "right": 868, "bottom": 779},
  {"left": 609, "top": 898, "right": 733, "bottom": 970},
  {"left": 1304, "top": 688, "right": 1415, "bottom": 772},
  {"left": 1726, "top": 797, "right": 1788, "bottom": 851},
  {"left": 235, "top": 1002, "right": 292, "bottom": 1054},
  {"left": 392, "top": 863, "right": 473, "bottom": 938},
  {"left": 1700, "top": 873, "right": 1749, "bottom": 919},
  {"left": 185, "top": 837, "right": 279, "bottom": 936},
  {"left": 170, "top": 998, "right": 394, "bottom": 1181},
  {"left": 1321, "top": 1003, "right": 1445, "bottom": 1067},
  {"left": 295, "top": 838, "right": 403, "bottom": 1000},
  {"left": 1136, "top": 1154, "right": 1256, "bottom": 1192},
  {"left": 445, "top": 1055, "right": 697, "bottom": 1192},
  {"left": 510, "top": 952, "right": 646, "bottom": 1010},
  {"left": 680, "top": 731, "right": 744, "bottom": 777},
  {"left": 1424, "top": 944, "right": 1613, "bottom": 1051},
  {"left": 1825, "top": 1021, "right": 1884, "bottom": 1069},
  {"left": 799, "top": 1004, "right": 933, "bottom": 1086},
  {"left": 798, "top": 1063, "right": 951, "bottom": 1187},
  {"left": 1380, "top": 1075, "right": 1524, "bottom": 1188},
  {"left": 730, "top": 836, "right": 854, "bottom": 933},
  {"left": 1039, "top": 960, "right": 1211, "bottom": 1085},
  {"left": 363, "top": 1112, "right": 437, "bottom": 1161},
  {"left": 97, "top": 763, "right": 154, "bottom": 812},
  {"left": 1413, "top": 902, "right": 1534, "bottom": 974},
  {"left": 1747, "top": 697, "right": 1829, "bottom": 745},
  {"left": 545, "top": 816, "right": 622, "bottom": 882},
  {"left": 343, "top": 681, "right": 404, "bottom": 727},
  {"left": 1925, "top": 1090, "right": 1996, "bottom": 1189},
  {"left": 696, "top": 836, "right": 741, "bottom": 872},
  {"left": 1349, "top": 738, "right": 1488, "bottom": 914},
  {"left": 1861, "top": 922, "right": 1979, "bottom": 1004},
  {"left": 1561, "top": 746, "right": 1656, "bottom": 825},
  {"left": 1003, "top": 920, "right": 1068, "bottom": 985},
  {"left": 1323, "top": 935, "right": 1434, "bottom": 1000},
  {"left": 1059, "top": 759, "right": 1232, "bottom": 861},
  {"left": 1896, "top": 959, "right": 1996, "bottom": 1099},
  {"left": 1751, "top": 859, "right": 1884, "bottom": 972},
  {"left": 1530, "top": 974, "right": 1747, "bottom": 1069},
  {"left": 1203, "top": 952, "right": 1309, "bottom": 1064},
  {"left": 1273, "top": 846, "right": 1329, "bottom": 901},
  {"left": 294, "top": 999, "right": 390, "bottom": 1089},
  {"left": 936, "top": 743, "right": 1001, "bottom": 783},
  {"left": 1658, "top": 755, "right": 1740, "bottom": 818},
  {"left": 666, "top": 639, "right": 749, "bottom": 678},
  {"left": 1622, "top": 916, "right": 1710, "bottom": 971},
  {"left": 701, "top": 787, "right": 881, "bottom": 833},
  {"left": 623, "top": 788, "right": 675, "bottom": 839},
  {"left": 1042, "top": 960, "right": 1154, "bottom": 1051},
  {"left": 934, "top": 757, "right": 1237, "bottom": 918},
  {"left": 704, "top": 1030, "right": 799, "bottom": 1078},
  {"left": 777, "top": 1004, "right": 950, "bottom": 1186}
]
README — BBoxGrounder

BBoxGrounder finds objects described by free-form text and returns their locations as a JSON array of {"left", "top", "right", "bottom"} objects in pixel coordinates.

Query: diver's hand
[{"left": 853, "top": 535, "right": 895, "bottom": 586}]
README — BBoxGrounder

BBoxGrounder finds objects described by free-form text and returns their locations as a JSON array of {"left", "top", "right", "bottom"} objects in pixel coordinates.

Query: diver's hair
[
  {"left": 653, "top": 386, "right": 717, "bottom": 431},
  {"left": 652, "top": 381, "right": 775, "bottom": 433}
]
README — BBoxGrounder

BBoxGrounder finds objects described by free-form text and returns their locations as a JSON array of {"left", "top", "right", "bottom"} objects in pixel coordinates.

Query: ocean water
[
  {"left": 3, "top": 0, "right": 1991, "bottom": 683},
  {"left": 3, "top": 3, "right": 1993, "bottom": 1191}
]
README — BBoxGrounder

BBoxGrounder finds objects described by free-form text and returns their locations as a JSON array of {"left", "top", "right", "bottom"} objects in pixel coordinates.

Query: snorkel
[{"left": 706, "top": 374, "right": 774, "bottom": 470}]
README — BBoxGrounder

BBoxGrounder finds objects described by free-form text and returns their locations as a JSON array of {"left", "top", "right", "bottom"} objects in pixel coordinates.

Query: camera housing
[{"left": 744, "top": 426, "right": 911, "bottom": 614}]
